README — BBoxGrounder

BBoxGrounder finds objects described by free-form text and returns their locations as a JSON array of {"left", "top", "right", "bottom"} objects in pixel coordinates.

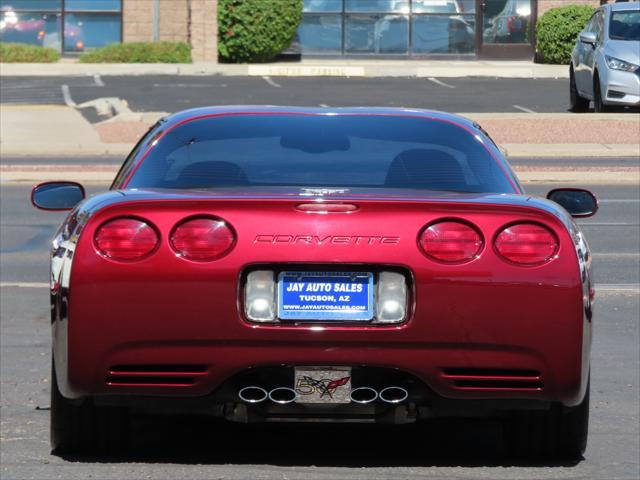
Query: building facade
[{"left": 0, "top": 0, "right": 610, "bottom": 61}]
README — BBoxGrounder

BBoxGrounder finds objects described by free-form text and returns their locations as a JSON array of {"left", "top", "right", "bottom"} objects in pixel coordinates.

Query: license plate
[
  {"left": 277, "top": 271, "right": 373, "bottom": 321},
  {"left": 294, "top": 367, "right": 352, "bottom": 404}
]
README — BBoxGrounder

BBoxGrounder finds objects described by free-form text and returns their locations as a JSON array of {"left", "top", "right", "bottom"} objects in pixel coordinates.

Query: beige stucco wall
[{"left": 123, "top": 0, "right": 218, "bottom": 62}]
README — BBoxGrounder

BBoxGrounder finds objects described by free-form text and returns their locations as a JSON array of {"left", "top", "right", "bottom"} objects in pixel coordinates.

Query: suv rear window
[{"left": 125, "top": 114, "right": 515, "bottom": 194}]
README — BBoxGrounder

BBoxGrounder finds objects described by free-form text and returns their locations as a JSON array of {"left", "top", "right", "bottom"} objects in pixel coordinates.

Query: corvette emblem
[
  {"left": 296, "top": 375, "right": 351, "bottom": 399},
  {"left": 300, "top": 188, "right": 350, "bottom": 196}
]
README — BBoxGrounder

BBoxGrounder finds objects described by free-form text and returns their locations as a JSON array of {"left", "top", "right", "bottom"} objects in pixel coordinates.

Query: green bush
[
  {"left": 79, "top": 42, "right": 191, "bottom": 63},
  {"left": 218, "top": 0, "right": 303, "bottom": 63},
  {"left": 536, "top": 5, "right": 595, "bottom": 64},
  {"left": 0, "top": 43, "right": 60, "bottom": 63}
]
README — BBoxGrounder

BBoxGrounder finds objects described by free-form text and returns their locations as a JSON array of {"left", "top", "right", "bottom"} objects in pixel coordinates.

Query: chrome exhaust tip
[
  {"left": 238, "top": 386, "right": 268, "bottom": 404},
  {"left": 350, "top": 387, "right": 378, "bottom": 404},
  {"left": 268, "top": 387, "right": 298, "bottom": 404},
  {"left": 379, "top": 386, "right": 408, "bottom": 404}
]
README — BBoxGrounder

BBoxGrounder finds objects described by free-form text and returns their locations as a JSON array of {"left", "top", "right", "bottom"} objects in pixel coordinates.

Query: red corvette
[{"left": 32, "top": 107, "right": 598, "bottom": 458}]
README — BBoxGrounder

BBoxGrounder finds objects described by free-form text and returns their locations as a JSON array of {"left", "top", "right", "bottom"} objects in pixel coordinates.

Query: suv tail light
[
  {"left": 170, "top": 217, "right": 235, "bottom": 261},
  {"left": 95, "top": 218, "right": 159, "bottom": 261},
  {"left": 419, "top": 221, "right": 483, "bottom": 263},
  {"left": 494, "top": 223, "right": 558, "bottom": 265}
]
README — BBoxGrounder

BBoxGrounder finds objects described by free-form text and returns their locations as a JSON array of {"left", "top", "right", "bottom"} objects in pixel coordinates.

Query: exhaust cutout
[
  {"left": 238, "top": 386, "right": 268, "bottom": 404},
  {"left": 268, "top": 387, "right": 297, "bottom": 404},
  {"left": 350, "top": 387, "right": 378, "bottom": 404},
  {"left": 379, "top": 386, "right": 408, "bottom": 404}
]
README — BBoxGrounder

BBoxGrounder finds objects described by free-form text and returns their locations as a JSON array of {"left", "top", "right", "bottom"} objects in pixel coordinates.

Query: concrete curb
[
  {"left": 2, "top": 165, "right": 637, "bottom": 185},
  {"left": 0, "top": 61, "right": 570, "bottom": 79}
]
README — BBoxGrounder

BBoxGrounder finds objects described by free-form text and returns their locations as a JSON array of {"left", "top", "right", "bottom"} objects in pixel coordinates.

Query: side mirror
[
  {"left": 579, "top": 31, "right": 597, "bottom": 46},
  {"left": 31, "top": 181, "right": 85, "bottom": 211},
  {"left": 547, "top": 188, "right": 598, "bottom": 218}
]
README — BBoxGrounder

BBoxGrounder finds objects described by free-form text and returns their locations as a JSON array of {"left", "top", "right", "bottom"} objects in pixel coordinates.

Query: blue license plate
[{"left": 277, "top": 271, "right": 374, "bottom": 321}]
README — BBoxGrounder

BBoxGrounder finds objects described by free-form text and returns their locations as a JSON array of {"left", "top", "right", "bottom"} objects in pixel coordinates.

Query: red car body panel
[{"left": 47, "top": 108, "right": 592, "bottom": 417}]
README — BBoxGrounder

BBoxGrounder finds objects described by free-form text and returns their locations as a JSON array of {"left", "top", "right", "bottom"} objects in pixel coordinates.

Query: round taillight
[
  {"left": 419, "top": 221, "right": 483, "bottom": 263},
  {"left": 95, "top": 218, "right": 159, "bottom": 261},
  {"left": 495, "top": 223, "right": 559, "bottom": 265},
  {"left": 170, "top": 217, "right": 235, "bottom": 261}
]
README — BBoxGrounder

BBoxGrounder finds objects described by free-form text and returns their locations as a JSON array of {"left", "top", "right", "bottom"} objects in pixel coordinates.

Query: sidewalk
[{"left": 0, "top": 59, "right": 570, "bottom": 79}]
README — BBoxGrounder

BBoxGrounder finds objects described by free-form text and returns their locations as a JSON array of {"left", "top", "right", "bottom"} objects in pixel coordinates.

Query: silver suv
[{"left": 570, "top": 2, "right": 640, "bottom": 112}]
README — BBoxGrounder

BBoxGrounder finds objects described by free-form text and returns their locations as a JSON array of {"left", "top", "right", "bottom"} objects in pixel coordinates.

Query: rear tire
[
  {"left": 51, "top": 359, "right": 130, "bottom": 455},
  {"left": 593, "top": 76, "right": 609, "bottom": 113},
  {"left": 569, "top": 66, "right": 589, "bottom": 112},
  {"left": 506, "top": 380, "right": 589, "bottom": 460}
]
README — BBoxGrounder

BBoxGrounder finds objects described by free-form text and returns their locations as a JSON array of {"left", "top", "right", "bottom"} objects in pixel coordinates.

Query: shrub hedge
[
  {"left": 218, "top": 0, "right": 303, "bottom": 63},
  {"left": 0, "top": 43, "right": 60, "bottom": 63},
  {"left": 536, "top": 5, "right": 596, "bottom": 64},
  {"left": 79, "top": 42, "right": 191, "bottom": 63}
]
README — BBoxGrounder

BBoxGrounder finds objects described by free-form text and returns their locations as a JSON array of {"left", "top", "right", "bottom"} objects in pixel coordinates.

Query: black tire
[
  {"left": 569, "top": 66, "right": 589, "bottom": 112},
  {"left": 506, "top": 380, "right": 589, "bottom": 460},
  {"left": 51, "top": 359, "right": 130, "bottom": 455},
  {"left": 593, "top": 75, "right": 609, "bottom": 113}
]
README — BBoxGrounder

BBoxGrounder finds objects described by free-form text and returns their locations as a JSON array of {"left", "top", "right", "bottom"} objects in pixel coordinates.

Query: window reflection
[
  {"left": 482, "top": 0, "right": 531, "bottom": 44},
  {"left": 345, "top": 0, "right": 409, "bottom": 13},
  {"left": 346, "top": 15, "right": 408, "bottom": 54},
  {"left": 412, "top": 15, "right": 475, "bottom": 54},
  {"left": 64, "top": 12, "right": 120, "bottom": 52},
  {"left": 303, "top": 0, "right": 342, "bottom": 13},
  {"left": 299, "top": 14, "right": 342, "bottom": 53},
  {"left": 0, "top": 10, "right": 61, "bottom": 50}
]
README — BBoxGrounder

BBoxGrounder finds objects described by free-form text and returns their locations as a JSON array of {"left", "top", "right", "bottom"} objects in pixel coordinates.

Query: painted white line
[
  {"left": 60, "top": 85, "right": 76, "bottom": 107},
  {"left": 593, "top": 252, "right": 640, "bottom": 258},
  {"left": 600, "top": 199, "right": 640, "bottom": 204},
  {"left": 579, "top": 222, "right": 639, "bottom": 226},
  {"left": 319, "top": 103, "right": 329, "bottom": 108},
  {"left": 0, "top": 282, "right": 48, "bottom": 288},
  {"left": 93, "top": 74, "right": 104, "bottom": 87},
  {"left": 262, "top": 76, "right": 281, "bottom": 88},
  {"left": 427, "top": 77, "right": 455, "bottom": 89},
  {"left": 596, "top": 284, "right": 640, "bottom": 293},
  {"left": 513, "top": 104, "right": 536, "bottom": 113}
]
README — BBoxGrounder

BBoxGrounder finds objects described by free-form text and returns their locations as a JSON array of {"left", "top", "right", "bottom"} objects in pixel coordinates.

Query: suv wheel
[{"left": 593, "top": 75, "right": 609, "bottom": 113}]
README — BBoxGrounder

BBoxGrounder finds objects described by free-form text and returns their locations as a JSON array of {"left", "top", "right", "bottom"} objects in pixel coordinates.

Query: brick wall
[
  {"left": 538, "top": 0, "right": 606, "bottom": 16},
  {"left": 123, "top": 0, "right": 218, "bottom": 62}
]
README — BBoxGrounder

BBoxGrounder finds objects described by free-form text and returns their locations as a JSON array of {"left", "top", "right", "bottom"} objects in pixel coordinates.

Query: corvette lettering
[{"left": 254, "top": 235, "right": 400, "bottom": 245}]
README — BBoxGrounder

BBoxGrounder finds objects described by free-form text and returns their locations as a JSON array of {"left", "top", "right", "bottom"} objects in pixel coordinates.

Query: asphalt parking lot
[
  {"left": 1, "top": 75, "right": 572, "bottom": 113},
  {"left": 1, "top": 177, "right": 638, "bottom": 479}
]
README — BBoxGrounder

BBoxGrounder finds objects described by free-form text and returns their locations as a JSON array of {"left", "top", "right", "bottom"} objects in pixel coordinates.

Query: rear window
[{"left": 125, "top": 114, "right": 514, "bottom": 194}]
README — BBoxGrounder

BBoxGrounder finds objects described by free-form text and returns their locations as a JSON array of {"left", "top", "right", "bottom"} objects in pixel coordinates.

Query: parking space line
[
  {"left": 0, "top": 282, "right": 48, "bottom": 288},
  {"left": 319, "top": 103, "right": 329, "bottom": 107},
  {"left": 593, "top": 252, "right": 640, "bottom": 258},
  {"left": 60, "top": 85, "right": 76, "bottom": 107},
  {"left": 600, "top": 199, "right": 640, "bottom": 204},
  {"left": 579, "top": 222, "right": 639, "bottom": 226},
  {"left": 428, "top": 77, "right": 455, "bottom": 89},
  {"left": 262, "top": 76, "right": 281, "bottom": 88},
  {"left": 596, "top": 283, "right": 640, "bottom": 293},
  {"left": 513, "top": 104, "right": 536, "bottom": 113},
  {"left": 93, "top": 74, "right": 105, "bottom": 87}
]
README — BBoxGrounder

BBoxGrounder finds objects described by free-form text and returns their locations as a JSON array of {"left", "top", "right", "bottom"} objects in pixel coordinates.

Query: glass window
[
  {"left": 482, "top": 0, "right": 531, "bottom": 44},
  {"left": 412, "top": 15, "right": 475, "bottom": 54},
  {"left": 609, "top": 11, "right": 639, "bottom": 41},
  {"left": 64, "top": 12, "right": 120, "bottom": 51},
  {"left": 345, "top": 14, "right": 408, "bottom": 54},
  {"left": 303, "top": 0, "right": 341, "bottom": 13},
  {"left": 126, "top": 115, "right": 514, "bottom": 194},
  {"left": 0, "top": 10, "right": 61, "bottom": 49},
  {"left": 0, "top": 0, "right": 60, "bottom": 10},
  {"left": 65, "top": 0, "right": 121, "bottom": 10},
  {"left": 345, "top": 0, "right": 409, "bottom": 13},
  {"left": 299, "top": 14, "right": 342, "bottom": 53},
  {"left": 412, "top": 0, "right": 460, "bottom": 14}
]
